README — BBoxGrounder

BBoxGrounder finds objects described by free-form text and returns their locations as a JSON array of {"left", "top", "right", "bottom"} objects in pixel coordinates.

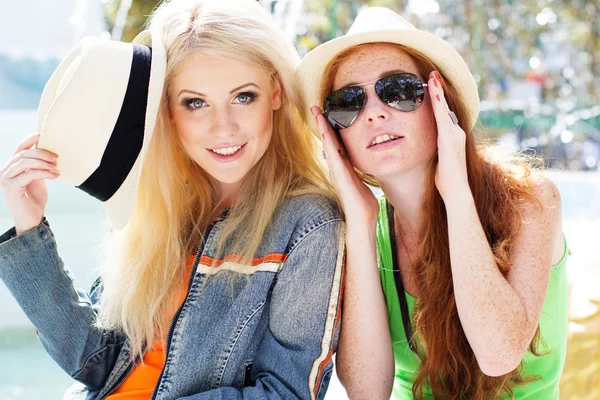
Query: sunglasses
[{"left": 323, "top": 72, "right": 428, "bottom": 130}]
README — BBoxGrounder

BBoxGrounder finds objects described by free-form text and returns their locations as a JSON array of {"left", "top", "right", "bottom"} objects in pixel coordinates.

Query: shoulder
[
  {"left": 521, "top": 174, "right": 562, "bottom": 222},
  {"left": 270, "top": 193, "right": 344, "bottom": 253},
  {"left": 277, "top": 193, "right": 343, "bottom": 227},
  {"left": 516, "top": 174, "right": 564, "bottom": 265}
]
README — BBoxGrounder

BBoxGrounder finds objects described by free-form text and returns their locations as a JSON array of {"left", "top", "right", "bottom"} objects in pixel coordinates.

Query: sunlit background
[{"left": 0, "top": 0, "right": 598, "bottom": 399}]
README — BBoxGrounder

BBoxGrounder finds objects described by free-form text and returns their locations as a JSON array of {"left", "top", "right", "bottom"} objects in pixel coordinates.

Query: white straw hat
[
  {"left": 36, "top": 30, "right": 166, "bottom": 230},
  {"left": 298, "top": 7, "right": 480, "bottom": 131}
]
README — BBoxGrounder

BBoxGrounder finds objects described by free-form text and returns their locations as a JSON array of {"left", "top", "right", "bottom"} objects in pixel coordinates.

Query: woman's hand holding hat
[
  {"left": 0, "top": 133, "right": 60, "bottom": 235},
  {"left": 429, "top": 71, "right": 470, "bottom": 202},
  {"left": 311, "top": 106, "right": 379, "bottom": 227}
]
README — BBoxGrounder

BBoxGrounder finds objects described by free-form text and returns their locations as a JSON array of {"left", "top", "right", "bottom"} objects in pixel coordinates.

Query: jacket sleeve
[
  {"left": 178, "top": 219, "right": 346, "bottom": 400},
  {"left": 0, "top": 218, "right": 126, "bottom": 390}
]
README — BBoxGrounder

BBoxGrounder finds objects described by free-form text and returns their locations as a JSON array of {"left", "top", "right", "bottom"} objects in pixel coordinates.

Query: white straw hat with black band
[
  {"left": 36, "top": 29, "right": 166, "bottom": 230},
  {"left": 298, "top": 7, "right": 480, "bottom": 132}
]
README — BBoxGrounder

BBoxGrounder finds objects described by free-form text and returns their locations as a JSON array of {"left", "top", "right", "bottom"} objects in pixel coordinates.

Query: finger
[
  {"left": 310, "top": 106, "right": 349, "bottom": 158},
  {"left": 13, "top": 133, "right": 41, "bottom": 156},
  {"left": 3, "top": 157, "right": 60, "bottom": 180},
  {"left": 6, "top": 148, "right": 58, "bottom": 170},
  {"left": 13, "top": 133, "right": 58, "bottom": 157},
  {"left": 427, "top": 72, "right": 454, "bottom": 131},
  {"left": 311, "top": 107, "right": 349, "bottom": 171},
  {"left": 3, "top": 169, "right": 59, "bottom": 190}
]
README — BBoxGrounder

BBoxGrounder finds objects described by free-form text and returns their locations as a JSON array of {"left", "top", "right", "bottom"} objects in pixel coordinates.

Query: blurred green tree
[{"left": 102, "top": 0, "right": 600, "bottom": 169}]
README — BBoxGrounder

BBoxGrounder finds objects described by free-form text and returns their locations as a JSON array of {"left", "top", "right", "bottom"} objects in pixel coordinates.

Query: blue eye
[
  {"left": 234, "top": 92, "right": 257, "bottom": 105},
  {"left": 184, "top": 98, "right": 205, "bottom": 110}
]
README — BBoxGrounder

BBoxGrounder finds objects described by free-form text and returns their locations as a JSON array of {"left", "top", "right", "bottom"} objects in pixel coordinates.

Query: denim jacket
[{"left": 0, "top": 194, "right": 345, "bottom": 400}]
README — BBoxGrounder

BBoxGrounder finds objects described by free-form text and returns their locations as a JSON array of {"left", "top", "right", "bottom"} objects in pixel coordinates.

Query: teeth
[
  {"left": 211, "top": 145, "right": 242, "bottom": 155},
  {"left": 371, "top": 134, "right": 399, "bottom": 146}
]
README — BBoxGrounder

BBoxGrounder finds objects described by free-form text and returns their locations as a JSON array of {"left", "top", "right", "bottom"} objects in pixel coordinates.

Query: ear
[{"left": 271, "top": 79, "right": 282, "bottom": 111}]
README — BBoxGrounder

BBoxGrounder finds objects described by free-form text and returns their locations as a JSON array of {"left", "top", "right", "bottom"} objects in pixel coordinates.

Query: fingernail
[
  {"left": 436, "top": 94, "right": 441, "bottom": 102},
  {"left": 321, "top": 133, "right": 325, "bottom": 140},
  {"left": 434, "top": 79, "right": 439, "bottom": 88},
  {"left": 434, "top": 71, "right": 441, "bottom": 80},
  {"left": 310, "top": 107, "right": 318, "bottom": 117},
  {"left": 440, "top": 78, "right": 444, "bottom": 88}
]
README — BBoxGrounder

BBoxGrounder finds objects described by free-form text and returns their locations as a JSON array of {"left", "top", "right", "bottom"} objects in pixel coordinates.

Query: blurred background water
[{"left": 1, "top": 0, "right": 599, "bottom": 399}]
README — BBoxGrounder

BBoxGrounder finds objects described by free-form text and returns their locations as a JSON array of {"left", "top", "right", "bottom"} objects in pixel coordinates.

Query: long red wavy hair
[{"left": 321, "top": 44, "right": 545, "bottom": 399}]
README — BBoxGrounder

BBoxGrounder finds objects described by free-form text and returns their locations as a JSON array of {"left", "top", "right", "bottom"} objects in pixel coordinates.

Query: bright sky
[{"left": 0, "top": 0, "right": 106, "bottom": 59}]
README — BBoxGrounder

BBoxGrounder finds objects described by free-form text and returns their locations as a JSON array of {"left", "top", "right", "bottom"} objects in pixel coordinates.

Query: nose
[
  {"left": 209, "top": 106, "right": 238, "bottom": 138},
  {"left": 362, "top": 85, "right": 391, "bottom": 125}
]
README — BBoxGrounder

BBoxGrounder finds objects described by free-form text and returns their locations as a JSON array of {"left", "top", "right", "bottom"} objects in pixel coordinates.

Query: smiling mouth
[
  {"left": 368, "top": 134, "right": 403, "bottom": 148},
  {"left": 209, "top": 143, "right": 246, "bottom": 156}
]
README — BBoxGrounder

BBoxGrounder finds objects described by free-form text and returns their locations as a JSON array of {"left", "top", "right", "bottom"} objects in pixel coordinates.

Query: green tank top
[{"left": 376, "top": 195, "right": 568, "bottom": 399}]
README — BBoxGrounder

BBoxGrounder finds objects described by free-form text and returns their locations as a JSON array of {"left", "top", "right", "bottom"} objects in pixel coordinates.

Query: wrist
[
  {"left": 442, "top": 189, "right": 475, "bottom": 213},
  {"left": 346, "top": 215, "right": 378, "bottom": 235},
  {"left": 346, "top": 220, "right": 378, "bottom": 252},
  {"left": 15, "top": 216, "right": 45, "bottom": 236},
  {"left": 440, "top": 179, "right": 471, "bottom": 201}
]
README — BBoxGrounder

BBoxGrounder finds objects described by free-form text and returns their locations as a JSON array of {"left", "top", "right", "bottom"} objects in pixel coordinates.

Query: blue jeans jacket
[{"left": 0, "top": 194, "right": 345, "bottom": 400}]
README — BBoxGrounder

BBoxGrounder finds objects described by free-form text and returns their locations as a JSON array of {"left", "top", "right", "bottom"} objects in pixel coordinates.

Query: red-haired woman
[{"left": 299, "top": 6, "right": 567, "bottom": 400}]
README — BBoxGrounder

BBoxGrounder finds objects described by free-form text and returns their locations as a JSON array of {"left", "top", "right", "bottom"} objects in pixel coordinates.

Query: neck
[
  {"left": 211, "top": 180, "right": 242, "bottom": 219},
  {"left": 376, "top": 166, "right": 429, "bottom": 234}
]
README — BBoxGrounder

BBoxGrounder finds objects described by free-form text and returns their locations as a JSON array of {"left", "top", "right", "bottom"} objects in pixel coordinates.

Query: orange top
[{"left": 106, "top": 257, "right": 195, "bottom": 399}]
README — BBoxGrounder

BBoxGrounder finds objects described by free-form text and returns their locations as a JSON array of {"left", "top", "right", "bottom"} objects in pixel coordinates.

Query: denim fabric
[{"left": 0, "top": 194, "right": 345, "bottom": 400}]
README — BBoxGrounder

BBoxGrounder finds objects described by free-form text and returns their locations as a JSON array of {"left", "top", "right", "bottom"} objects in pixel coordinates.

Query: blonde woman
[
  {"left": 0, "top": 0, "right": 344, "bottom": 399},
  {"left": 299, "top": 7, "right": 567, "bottom": 400}
]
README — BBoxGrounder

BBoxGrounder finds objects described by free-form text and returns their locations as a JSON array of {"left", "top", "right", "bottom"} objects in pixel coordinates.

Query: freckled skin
[
  {"left": 333, "top": 43, "right": 438, "bottom": 180},
  {"left": 332, "top": 42, "right": 566, "bottom": 387}
]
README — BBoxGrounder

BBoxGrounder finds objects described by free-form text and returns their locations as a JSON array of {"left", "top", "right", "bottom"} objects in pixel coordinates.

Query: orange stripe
[
  {"left": 198, "top": 253, "right": 288, "bottom": 268},
  {"left": 312, "top": 259, "right": 346, "bottom": 398}
]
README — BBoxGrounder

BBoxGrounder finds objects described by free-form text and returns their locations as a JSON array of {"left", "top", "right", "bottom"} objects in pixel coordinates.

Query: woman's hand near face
[
  {"left": 311, "top": 106, "right": 394, "bottom": 399},
  {"left": 310, "top": 106, "right": 379, "bottom": 227},
  {"left": 0, "top": 133, "right": 60, "bottom": 235},
  {"left": 428, "top": 71, "right": 470, "bottom": 202}
]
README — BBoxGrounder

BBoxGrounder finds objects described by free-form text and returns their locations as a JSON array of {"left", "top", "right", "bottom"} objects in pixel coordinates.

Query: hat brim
[
  {"left": 104, "top": 30, "right": 166, "bottom": 230},
  {"left": 298, "top": 28, "right": 479, "bottom": 133}
]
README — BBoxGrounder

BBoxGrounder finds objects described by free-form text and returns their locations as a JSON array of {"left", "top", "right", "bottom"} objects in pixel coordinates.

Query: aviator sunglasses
[{"left": 323, "top": 72, "right": 428, "bottom": 130}]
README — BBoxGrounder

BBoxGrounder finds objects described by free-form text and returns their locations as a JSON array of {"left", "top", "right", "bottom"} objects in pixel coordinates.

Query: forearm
[
  {"left": 445, "top": 193, "right": 533, "bottom": 374},
  {"left": 336, "top": 219, "right": 394, "bottom": 399},
  {"left": 0, "top": 220, "right": 121, "bottom": 386}
]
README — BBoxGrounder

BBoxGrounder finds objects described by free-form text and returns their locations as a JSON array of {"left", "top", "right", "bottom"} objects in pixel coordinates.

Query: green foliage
[{"left": 104, "top": 0, "right": 161, "bottom": 42}]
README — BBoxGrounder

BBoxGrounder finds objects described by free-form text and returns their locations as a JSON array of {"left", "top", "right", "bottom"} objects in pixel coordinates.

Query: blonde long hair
[{"left": 98, "top": 0, "right": 334, "bottom": 359}]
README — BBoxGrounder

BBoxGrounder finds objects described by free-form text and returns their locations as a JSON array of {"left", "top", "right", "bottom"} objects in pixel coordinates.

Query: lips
[
  {"left": 208, "top": 142, "right": 247, "bottom": 156},
  {"left": 367, "top": 131, "right": 404, "bottom": 148}
]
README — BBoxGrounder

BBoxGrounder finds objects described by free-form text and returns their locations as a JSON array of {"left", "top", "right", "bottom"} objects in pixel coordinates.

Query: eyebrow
[
  {"left": 343, "top": 69, "right": 413, "bottom": 87},
  {"left": 178, "top": 82, "right": 260, "bottom": 98}
]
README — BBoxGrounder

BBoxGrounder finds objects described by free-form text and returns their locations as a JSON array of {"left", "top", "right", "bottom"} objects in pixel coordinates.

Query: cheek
[
  {"left": 170, "top": 109, "right": 197, "bottom": 143},
  {"left": 339, "top": 129, "right": 365, "bottom": 166},
  {"left": 252, "top": 110, "right": 272, "bottom": 136},
  {"left": 240, "top": 103, "right": 273, "bottom": 144},
  {"left": 420, "top": 107, "right": 439, "bottom": 153},
  {"left": 406, "top": 100, "right": 438, "bottom": 156}
]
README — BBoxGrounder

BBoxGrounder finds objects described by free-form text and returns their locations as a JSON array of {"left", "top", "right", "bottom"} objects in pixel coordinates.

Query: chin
[
  {"left": 355, "top": 160, "right": 396, "bottom": 176},
  {"left": 368, "top": 162, "right": 414, "bottom": 178},
  {"left": 209, "top": 170, "right": 248, "bottom": 185}
]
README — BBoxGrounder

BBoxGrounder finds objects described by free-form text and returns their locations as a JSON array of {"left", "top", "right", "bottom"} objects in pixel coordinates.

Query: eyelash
[
  {"left": 182, "top": 91, "right": 258, "bottom": 111},
  {"left": 183, "top": 98, "right": 206, "bottom": 110},
  {"left": 234, "top": 91, "right": 258, "bottom": 105}
]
